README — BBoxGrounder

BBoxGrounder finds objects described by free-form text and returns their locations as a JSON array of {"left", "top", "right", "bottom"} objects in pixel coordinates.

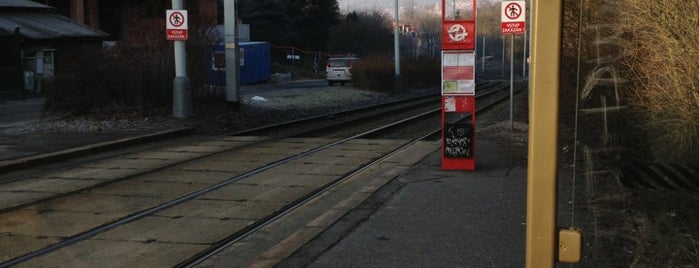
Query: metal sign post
[
  {"left": 394, "top": 0, "right": 401, "bottom": 92},
  {"left": 224, "top": 0, "right": 240, "bottom": 106},
  {"left": 168, "top": 1, "right": 191, "bottom": 119},
  {"left": 440, "top": 0, "right": 476, "bottom": 171},
  {"left": 501, "top": 0, "right": 526, "bottom": 129}
]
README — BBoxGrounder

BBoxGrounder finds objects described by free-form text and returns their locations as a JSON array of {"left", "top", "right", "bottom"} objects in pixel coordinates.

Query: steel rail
[
  {"left": 0, "top": 95, "right": 442, "bottom": 214},
  {"left": 0, "top": 92, "right": 452, "bottom": 268},
  {"left": 0, "top": 93, "right": 438, "bottom": 178},
  {"left": 178, "top": 83, "right": 525, "bottom": 267},
  {"left": 1, "top": 82, "right": 518, "bottom": 267}
]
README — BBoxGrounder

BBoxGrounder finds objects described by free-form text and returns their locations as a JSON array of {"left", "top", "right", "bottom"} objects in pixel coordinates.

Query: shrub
[
  {"left": 351, "top": 54, "right": 440, "bottom": 92},
  {"left": 620, "top": 0, "right": 699, "bottom": 162},
  {"left": 351, "top": 54, "right": 395, "bottom": 91},
  {"left": 45, "top": 12, "right": 216, "bottom": 114},
  {"left": 402, "top": 56, "right": 440, "bottom": 88}
]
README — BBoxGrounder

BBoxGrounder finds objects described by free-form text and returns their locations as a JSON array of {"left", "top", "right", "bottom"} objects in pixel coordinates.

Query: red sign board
[
  {"left": 443, "top": 66, "right": 474, "bottom": 81},
  {"left": 501, "top": 1, "right": 526, "bottom": 34},
  {"left": 166, "top": 10, "right": 188, "bottom": 41},
  {"left": 442, "top": 21, "right": 476, "bottom": 50},
  {"left": 167, "top": 29, "right": 188, "bottom": 41},
  {"left": 501, "top": 22, "right": 525, "bottom": 34}
]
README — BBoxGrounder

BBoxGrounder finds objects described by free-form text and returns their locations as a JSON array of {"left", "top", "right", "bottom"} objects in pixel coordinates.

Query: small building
[
  {"left": 0, "top": 0, "right": 107, "bottom": 92},
  {"left": 206, "top": 24, "right": 270, "bottom": 86},
  {"left": 208, "top": 41, "right": 271, "bottom": 86}
]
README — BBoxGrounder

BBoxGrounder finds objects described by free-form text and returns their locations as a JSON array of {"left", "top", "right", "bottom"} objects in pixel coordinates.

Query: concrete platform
[
  {"left": 1, "top": 86, "right": 535, "bottom": 267},
  {"left": 197, "top": 131, "right": 529, "bottom": 267},
  {"left": 301, "top": 138, "right": 527, "bottom": 267}
]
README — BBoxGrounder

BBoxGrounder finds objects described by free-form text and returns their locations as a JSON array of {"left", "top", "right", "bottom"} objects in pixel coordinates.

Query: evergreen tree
[
  {"left": 237, "top": 0, "right": 294, "bottom": 45},
  {"left": 225, "top": 0, "right": 338, "bottom": 52},
  {"left": 329, "top": 11, "right": 393, "bottom": 56},
  {"left": 289, "top": 0, "right": 340, "bottom": 51}
]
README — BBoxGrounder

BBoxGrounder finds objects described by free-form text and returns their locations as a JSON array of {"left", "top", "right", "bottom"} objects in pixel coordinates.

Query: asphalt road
[{"left": 0, "top": 97, "right": 50, "bottom": 128}]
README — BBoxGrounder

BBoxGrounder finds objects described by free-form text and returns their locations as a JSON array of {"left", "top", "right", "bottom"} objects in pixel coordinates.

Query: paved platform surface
[
  {"left": 2, "top": 89, "right": 534, "bottom": 266},
  {"left": 272, "top": 136, "right": 528, "bottom": 267}
]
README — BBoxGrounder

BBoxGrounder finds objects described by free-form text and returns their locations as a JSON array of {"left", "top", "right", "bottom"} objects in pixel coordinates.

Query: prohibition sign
[
  {"left": 448, "top": 24, "right": 468, "bottom": 42},
  {"left": 169, "top": 11, "right": 185, "bottom": 28},
  {"left": 504, "top": 2, "right": 522, "bottom": 20}
]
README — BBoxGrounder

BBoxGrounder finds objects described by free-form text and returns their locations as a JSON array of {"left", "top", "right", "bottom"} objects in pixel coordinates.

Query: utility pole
[
  {"left": 523, "top": 23, "right": 528, "bottom": 78},
  {"left": 172, "top": 0, "right": 191, "bottom": 118},
  {"left": 481, "top": 36, "right": 486, "bottom": 72},
  {"left": 394, "top": 0, "right": 401, "bottom": 91},
  {"left": 501, "top": 36, "right": 505, "bottom": 77},
  {"left": 224, "top": 0, "right": 240, "bottom": 106}
]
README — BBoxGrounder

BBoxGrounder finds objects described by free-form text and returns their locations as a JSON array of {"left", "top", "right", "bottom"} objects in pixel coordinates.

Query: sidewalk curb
[{"left": 0, "top": 127, "right": 195, "bottom": 174}]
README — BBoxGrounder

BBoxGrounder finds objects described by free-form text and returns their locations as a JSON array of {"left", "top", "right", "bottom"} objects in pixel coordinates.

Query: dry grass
[
  {"left": 559, "top": 1, "right": 699, "bottom": 267},
  {"left": 620, "top": 0, "right": 699, "bottom": 163}
]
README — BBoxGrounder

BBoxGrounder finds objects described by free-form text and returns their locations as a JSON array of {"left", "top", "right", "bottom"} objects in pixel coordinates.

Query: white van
[{"left": 325, "top": 57, "right": 360, "bottom": 86}]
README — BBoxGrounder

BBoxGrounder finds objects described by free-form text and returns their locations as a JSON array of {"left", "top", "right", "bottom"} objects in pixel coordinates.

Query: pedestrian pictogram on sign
[
  {"left": 501, "top": 1, "right": 526, "bottom": 34},
  {"left": 166, "top": 9, "right": 188, "bottom": 41},
  {"left": 505, "top": 3, "right": 522, "bottom": 20},
  {"left": 169, "top": 11, "right": 185, "bottom": 27}
]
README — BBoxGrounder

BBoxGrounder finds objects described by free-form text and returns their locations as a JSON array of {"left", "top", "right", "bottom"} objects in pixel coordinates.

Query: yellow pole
[{"left": 526, "top": 0, "right": 563, "bottom": 267}]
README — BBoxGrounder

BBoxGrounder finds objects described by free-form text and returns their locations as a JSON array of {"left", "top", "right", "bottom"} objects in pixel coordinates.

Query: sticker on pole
[
  {"left": 501, "top": 1, "right": 525, "bottom": 34},
  {"left": 166, "top": 9, "right": 188, "bottom": 41}
]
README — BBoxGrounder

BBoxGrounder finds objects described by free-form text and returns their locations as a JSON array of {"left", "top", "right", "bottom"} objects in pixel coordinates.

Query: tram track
[
  {"left": 0, "top": 81, "right": 523, "bottom": 267},
  {"left": 0, "top": 94, "right": 440, "bottom": 212},
  {"left": 182, "top": 81, "right": 525, "bottom": 267}
]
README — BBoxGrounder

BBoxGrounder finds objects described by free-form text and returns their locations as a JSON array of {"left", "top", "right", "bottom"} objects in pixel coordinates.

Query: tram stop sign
[
  {"left": 440, "top": 0, "right": 476, "bottom": 51},
  {"left": 442, "top": 22, "right": 476, "bottom": 51},
  {"left": 439, "top": 0, "right": 477, "bottom": 171},
  {"left": 166, "top": 9, "right": 188, "bottom": 41}
]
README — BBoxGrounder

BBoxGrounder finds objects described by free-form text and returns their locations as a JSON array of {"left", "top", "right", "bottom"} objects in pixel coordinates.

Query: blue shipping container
[{"left": 207, "top": 41, "right": 271, "bottom": 86}]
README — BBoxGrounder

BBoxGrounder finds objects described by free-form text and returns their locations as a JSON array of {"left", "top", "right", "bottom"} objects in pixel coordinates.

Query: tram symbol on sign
[
  {"left": 448, "top": 24, "right": 468, "bottom": 42},
  {"left": 505, "top": 3, "right": 522, "bottom": 20},
  {"left": 169, "top": 11, "right": 185, "bottom": 27}
]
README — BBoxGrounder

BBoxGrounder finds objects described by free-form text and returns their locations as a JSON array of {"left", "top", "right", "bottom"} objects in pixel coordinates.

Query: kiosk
[{"left": 441, "top": 0, "right": 477, "bottom": 170}]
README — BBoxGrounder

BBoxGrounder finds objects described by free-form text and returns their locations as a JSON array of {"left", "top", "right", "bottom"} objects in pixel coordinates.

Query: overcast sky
[{"left": 337, "top": 0, "right": 441, "bottom": 13}]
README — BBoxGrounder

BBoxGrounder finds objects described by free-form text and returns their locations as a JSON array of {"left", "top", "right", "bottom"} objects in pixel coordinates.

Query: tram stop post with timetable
[{"left": 440, "top": 0, "right": 476, "bottom": 171}]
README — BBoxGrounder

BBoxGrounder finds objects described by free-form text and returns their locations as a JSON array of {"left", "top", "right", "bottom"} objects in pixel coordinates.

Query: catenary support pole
[
  {"left": 224, "top": 0, "right": 240, "bottom": 106},
  {"left": 523, "top": 25, "right": 528, "bottom": 78},
  {"left": 394, "top": 0, "right": 401, "bottom": 91},
  {"left": 501, "top": 36, "right": 505, "bottom": 77},
  {"left": 482, "top": 36, "right": 485, "bottom": 72},
  {"left": 172, "top": 0, "right": 191, "bottom": 118},
  {"left": 526, "top": 0, "right": 563, "bottom": 267}
]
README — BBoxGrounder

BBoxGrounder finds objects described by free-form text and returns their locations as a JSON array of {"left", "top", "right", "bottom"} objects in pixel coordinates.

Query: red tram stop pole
[{"left": 440, "top": 0, "right": 477, "bottom": 171}]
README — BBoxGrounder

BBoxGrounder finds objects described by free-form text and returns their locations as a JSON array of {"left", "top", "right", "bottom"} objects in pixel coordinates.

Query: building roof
[
  {"left": 0, "top": 0, "right": 53, "bottom": 9},
  {"left": 0, "top": 9, "right": 108, "bottom": 40}
]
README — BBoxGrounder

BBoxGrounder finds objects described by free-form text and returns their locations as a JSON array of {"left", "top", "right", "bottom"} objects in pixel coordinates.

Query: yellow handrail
[{"left": 526, "top": 1, "right": 563, "bottom": 267}]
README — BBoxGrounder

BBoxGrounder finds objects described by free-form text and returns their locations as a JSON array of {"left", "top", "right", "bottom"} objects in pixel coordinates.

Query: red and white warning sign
[
  {"left": 166, "top": 9, "right": 188, "bottom": 41},
  {"left": 501, "top": 1, "right": 526, "bottom": 34},
  {"left": 442, "top": 52, "right": 475, "bottom": 96}
]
